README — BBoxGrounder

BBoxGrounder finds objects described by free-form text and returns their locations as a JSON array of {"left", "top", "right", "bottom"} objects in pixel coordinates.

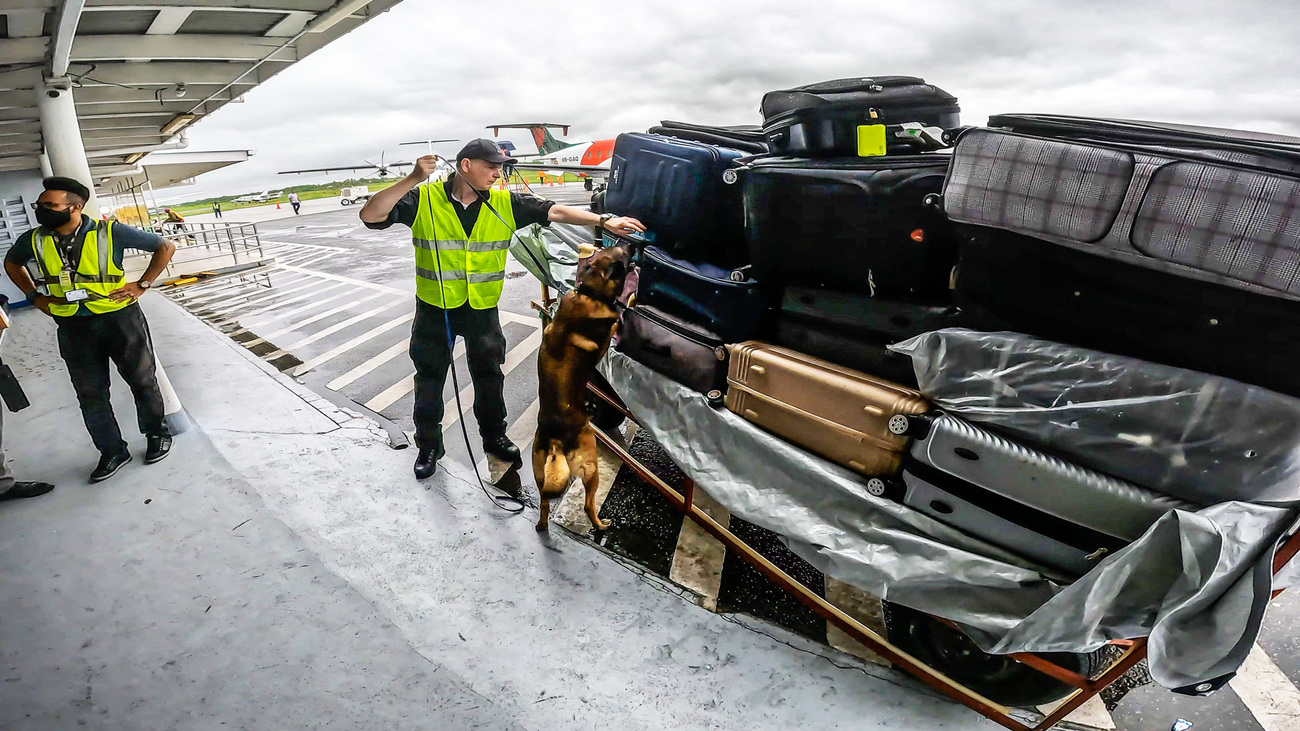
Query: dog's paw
[{"left": 591, "top": 517, "right": 614, "bottom": 533}]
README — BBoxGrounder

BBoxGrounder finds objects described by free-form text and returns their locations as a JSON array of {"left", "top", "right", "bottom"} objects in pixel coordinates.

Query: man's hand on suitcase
[{"left": 601, "top": 216, "right": 646, "bottom": 237}]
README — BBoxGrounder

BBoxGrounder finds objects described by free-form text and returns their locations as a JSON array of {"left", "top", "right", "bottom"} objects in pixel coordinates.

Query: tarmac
[{"left": 0, "top": 294, "right": 1000, "bottom": 730}]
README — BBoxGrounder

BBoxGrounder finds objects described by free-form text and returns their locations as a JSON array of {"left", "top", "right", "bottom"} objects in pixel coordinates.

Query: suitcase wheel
[
  {"left": 887, "top": 413, "right": 933, "bottom": 438},
  {"left": 721, "top": 168, "right": 739, "bottom": 185},
  {"left": 865, "top": 477, "right": 903, "bottom": 501},
  {"left": 922, "top": 193, "right": 943, "bottom": 211}
]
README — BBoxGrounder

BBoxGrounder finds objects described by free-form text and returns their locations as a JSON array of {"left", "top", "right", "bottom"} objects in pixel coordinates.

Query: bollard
[{"left": 153, "top": 357, "right": 195, "bottom": 435}]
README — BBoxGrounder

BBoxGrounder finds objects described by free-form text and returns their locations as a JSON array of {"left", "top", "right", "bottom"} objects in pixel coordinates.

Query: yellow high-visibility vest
[
  {"left": 411, "top": 182, "right": 515, "bottom": 309},
  {"left": 31, "top": 221, "right": 132, "bottom": 317}
]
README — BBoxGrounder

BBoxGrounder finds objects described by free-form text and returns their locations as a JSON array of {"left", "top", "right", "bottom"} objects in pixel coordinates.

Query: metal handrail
[{"left": 124, "top": 221, "right": 267, "bottom": 279}]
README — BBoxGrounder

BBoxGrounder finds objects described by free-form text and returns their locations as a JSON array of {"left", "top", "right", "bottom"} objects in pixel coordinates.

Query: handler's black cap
[
  {"left": 42, "top": 176, "right": 90, "bottom": 203},
  {"left": 456, "top": 138, "right": 516, "bottom": 165}
]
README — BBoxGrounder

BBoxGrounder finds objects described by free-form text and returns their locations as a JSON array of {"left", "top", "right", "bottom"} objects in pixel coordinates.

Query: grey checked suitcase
[
  {"left": 942, "top": 116, "right": 1300, "bottom": 301},
  {"left": 893, "top": 411, "right": 1197, "bottom": 576}
]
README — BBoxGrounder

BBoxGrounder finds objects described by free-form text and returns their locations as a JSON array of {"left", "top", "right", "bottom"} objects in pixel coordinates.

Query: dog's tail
[{"left": 542, "top": 440, "right": 570, "bottom": 493}]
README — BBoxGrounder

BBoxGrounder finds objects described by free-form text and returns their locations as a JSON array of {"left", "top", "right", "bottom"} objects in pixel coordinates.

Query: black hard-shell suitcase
[
  {"left": 738, "top": 156, "right": 958, "bottom": 299},
  {"left": 760, "top": 76, "right": 960, "bottom": 158},
  {"left": 617, "top": 305, "right": 728, "bottom": 397},
  {"left": 780, "top": 286, "right": 964, "bottom": 341},
  {"left": 647, "top": 120, "right": 768, "bottom": 155},
  {"left": 604, "top": 133, "right": 748, "bottom": 267},
  {"left": 636, "top": 246, "right": 766, "bottom": 343},
  {"left": 772, "top": 320, "right": 919, "bottom": 389},
  {"left": 955, "top": 229, "right": 1300, "bottom": 398}
]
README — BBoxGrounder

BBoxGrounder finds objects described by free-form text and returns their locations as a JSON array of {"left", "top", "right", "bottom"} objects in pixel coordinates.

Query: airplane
[
  {"left": 489, "top": 123, "right": 615, "bottom": 189},
  {"left": 278, "top": 151, "right": 416, "bottom": 179}
]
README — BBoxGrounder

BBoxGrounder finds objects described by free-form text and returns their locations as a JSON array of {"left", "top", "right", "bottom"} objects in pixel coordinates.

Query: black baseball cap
[
  {"left": 456, "top": 138, "right": 516, "bottom": 165},
  {"left": 42, "top": 176, "right": 90, "bottom": 203}
]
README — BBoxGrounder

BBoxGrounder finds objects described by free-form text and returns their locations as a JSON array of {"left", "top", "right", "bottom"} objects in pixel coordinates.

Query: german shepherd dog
[{"left": 533, "top": 245, "right": 630, "bottom": 531}]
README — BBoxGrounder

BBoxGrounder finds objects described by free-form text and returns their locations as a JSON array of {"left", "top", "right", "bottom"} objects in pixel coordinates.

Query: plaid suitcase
[{"left": 942, "top": 116, "right": 1300, "bottom": 301}]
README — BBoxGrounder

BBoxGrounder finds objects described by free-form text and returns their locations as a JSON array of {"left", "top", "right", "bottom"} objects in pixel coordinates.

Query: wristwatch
[
  {"left": 597, "top": 213, "right": 614, "bottom": 229},
  {"left": 137, "top": 279, "right": 153, "bottom": 290}
]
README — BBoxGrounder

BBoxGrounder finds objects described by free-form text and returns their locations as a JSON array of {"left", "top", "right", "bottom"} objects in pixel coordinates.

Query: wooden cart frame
[{"left": 534, "top": 286, "right": 1300, "bottom": 730}]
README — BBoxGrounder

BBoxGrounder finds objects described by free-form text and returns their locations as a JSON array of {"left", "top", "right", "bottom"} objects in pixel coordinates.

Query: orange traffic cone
[{"left": 276, "top": 202, "right": 281, "bottom": 209}]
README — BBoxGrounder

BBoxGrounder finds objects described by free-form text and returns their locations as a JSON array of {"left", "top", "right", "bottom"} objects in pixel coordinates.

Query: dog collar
[{"left": 576, "top": 283, "right": 620, "bottom": 307}]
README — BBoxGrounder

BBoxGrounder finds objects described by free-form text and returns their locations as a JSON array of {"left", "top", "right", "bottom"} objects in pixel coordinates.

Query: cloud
[{"left": 169, "top": 0, "right": 1300, "bottom": 198}]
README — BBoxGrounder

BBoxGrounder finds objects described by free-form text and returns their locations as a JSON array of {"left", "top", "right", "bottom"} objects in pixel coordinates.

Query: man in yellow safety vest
[
  {"left": 3, "top": 176, "right": 177, "bottom": 483},
  {"left": 360, "top": 139, "right": 644, "bottom": 479}
]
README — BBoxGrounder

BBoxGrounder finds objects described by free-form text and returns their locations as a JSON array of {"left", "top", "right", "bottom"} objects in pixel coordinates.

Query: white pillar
[
  {"left": 153, "top": 356, "right": 194, "bottom": 435},
  {"left": 36, "top": 76, "right": 99, "bottom": 217},
  {"left": 38, "top": 151, "right": 53, "bottom": 178}
]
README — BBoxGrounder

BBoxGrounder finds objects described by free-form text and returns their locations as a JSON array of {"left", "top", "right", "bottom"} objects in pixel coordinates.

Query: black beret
[{"left": 43, "top": 176, "right": 90, "bottom": 203}]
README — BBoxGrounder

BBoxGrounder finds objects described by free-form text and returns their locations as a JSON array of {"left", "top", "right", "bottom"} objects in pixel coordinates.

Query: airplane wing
[
  {"left": 278, "top": 165, "right": 378, "bottom": 175},
  {"left": 510, "top": 162, "right": 609, "bottom": 178}
]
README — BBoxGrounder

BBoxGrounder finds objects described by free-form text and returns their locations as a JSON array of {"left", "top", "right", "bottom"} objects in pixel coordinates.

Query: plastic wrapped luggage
[
  {"left": 890, "top": 329, "right": 1300, "bottom": 507},
  {"left": 954, "top": 228, "right": 1300, "bottom": 397},
  {"left": 616, "top": 305, "right": 728, "bottom": 397},
  {"left": 760, "top": 76, "right": 960, "bottom": 158},
  {"left": 646, "top": 120, "right": 768, "bottom": 155},
  {"left": 738, "top": 156, "right": 958, "bottom": 299},
  {"left": 943, "top": 118, "right": 1300, "bottom": 300},
  {"left": 603, "top": 132, "right": 748, "bottom": 266},
  {"left": 636, "top": 245, "right": 766, "bottom": 343},
  {"left": 724, "top": 341, "right": 929, "bottom": 477},
  {"left": 897, "top": 412, "right": 1197, "bottom": 577}
]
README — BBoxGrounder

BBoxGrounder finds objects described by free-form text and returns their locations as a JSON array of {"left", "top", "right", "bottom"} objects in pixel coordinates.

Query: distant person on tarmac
[
  {"left": 288, "top": 192, "right": 301, "bottom": 215},
  {"left": 3, "top": 177, "right": 178, "bottom": 483},
  {"left": 358, "top": 139, "right": 645, "bottom": 480},
  {"left": 212, "top": 201, "right": 222, "bottom": 219}
]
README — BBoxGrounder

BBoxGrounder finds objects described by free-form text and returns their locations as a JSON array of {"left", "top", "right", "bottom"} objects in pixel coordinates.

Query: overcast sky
[{"left": 168, "top": 0, "right": 1300, "bottom": 199}]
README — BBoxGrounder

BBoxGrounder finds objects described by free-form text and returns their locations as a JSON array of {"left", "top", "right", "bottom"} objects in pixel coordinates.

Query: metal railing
[{"left": 124, "top": 221, "right": 268, "bottom": 280}]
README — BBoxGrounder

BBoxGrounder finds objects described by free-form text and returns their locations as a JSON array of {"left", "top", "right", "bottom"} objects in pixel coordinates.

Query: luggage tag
[{"left": 856, "top": 124, "right": 888, "bottom": 157}]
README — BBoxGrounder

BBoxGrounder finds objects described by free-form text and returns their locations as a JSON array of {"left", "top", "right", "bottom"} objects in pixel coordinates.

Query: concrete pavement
[{"left": 0, "top": 296, "right": 1001, "bottom": 730}]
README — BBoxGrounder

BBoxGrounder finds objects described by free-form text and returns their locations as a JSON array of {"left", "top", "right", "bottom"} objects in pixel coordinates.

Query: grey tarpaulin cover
[
  {"left": 509, "top": 222, "right": 589, "bottom": 295},
  {"left": 888, "top": 329, "right": 1300, "bottom": 507},
  {"left": 597, "top": 349, "right": 1297, "bottom": 692}
]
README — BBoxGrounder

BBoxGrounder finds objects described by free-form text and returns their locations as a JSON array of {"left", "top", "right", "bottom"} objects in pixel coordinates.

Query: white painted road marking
[
  {"left": 290, "top": 312, "right": 416, "bottom": 376},
  {"left": 1232, "top": 644, "right": 1300, "bottom": 731}
]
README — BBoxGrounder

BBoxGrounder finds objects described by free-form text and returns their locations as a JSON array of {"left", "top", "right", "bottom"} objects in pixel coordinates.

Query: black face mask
[{"left": 35, "top": 207, "right": 73, "bottom": 229}]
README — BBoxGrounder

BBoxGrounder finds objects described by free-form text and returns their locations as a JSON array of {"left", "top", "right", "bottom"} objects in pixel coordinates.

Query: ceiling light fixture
[{"left": 160, "top": 113, "right": 196, "bottom": 136}]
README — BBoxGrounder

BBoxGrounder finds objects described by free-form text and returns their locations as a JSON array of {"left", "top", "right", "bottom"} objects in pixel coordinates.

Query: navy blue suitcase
[
  {"left": 636, "top": 246, "right": 766, "bottom": 343},
  {"left": 604, "top": 133, "right": 749, "bottom": 267}
]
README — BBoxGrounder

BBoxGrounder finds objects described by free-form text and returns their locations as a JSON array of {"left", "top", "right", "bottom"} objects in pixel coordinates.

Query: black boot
[
  {"left": 413, "top": 446, "right": 442, "bottom": 480},
  {"left": 145, "top": 434, "right": 173, "bottom": 464},
  {"left": 483, "top": 434, "right": 522, "bottom": 466},
  {"left": 90, "top": 451, "right": 133, "bottom": 483},
  {"left": 0, "top": 481, "right": 55, "bottom": 501}
]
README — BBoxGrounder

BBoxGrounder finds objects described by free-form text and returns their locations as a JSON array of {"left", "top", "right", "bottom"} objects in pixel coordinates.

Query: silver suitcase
[{"left": 893, "top": 412, "right": 1198, "bottom": 575}]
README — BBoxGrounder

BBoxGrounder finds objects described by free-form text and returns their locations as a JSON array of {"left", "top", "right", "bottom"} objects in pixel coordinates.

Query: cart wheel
[
  {"left": 882, "top": 602, "right": 1105, "bottom": 708},
  {"left": 340, "top": 198, "right": 352, "bottom": 206}
]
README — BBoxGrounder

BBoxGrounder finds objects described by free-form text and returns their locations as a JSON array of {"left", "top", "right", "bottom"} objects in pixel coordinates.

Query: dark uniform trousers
[
  {"left": 55, "top": 304, "right": 169, "bottom": 455},
  {"left": 409, "top": 300, "right": 509, "bottom": 454}
]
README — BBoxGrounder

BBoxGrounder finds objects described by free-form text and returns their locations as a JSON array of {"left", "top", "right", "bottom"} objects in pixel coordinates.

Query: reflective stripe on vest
[
  {"left": 31, "top": 221, "right": 130, "bottom": 317},
  {"left": 410, "top": 182, "right": 515, "bottom": 309}
]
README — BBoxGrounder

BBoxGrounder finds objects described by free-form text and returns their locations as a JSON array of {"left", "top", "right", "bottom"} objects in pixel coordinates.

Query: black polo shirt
[
  {"left": 5, "top": 217, "right": 165, "bottom": 317},
  {"left": 363, "top": 175, "right": 555, "bottom": 235}
]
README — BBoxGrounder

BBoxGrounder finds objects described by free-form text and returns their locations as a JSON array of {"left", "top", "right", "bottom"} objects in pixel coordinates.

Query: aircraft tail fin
[{"left": 487, "top": 123, "right": 572, "bottom": 155}]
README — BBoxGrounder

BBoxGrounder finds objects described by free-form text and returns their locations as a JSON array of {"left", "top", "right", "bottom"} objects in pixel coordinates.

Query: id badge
[
  {"left": 64, "top": 289, "right": 89, "bottom": 303},
  {"left": 58, "top": 269, "right": 73, "bottom": 290}
]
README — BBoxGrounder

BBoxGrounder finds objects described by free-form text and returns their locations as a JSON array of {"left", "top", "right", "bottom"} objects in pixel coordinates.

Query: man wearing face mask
[
  {"left": 359, "top": 139, "right": 644, "bottom": 479},
  {"left": 3, "top": 177, "right": 177, "bottom": 483}
]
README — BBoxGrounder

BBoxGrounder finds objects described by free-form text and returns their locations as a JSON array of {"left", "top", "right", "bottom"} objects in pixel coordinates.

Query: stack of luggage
[{"left": 596, "top": 77, "right": 1300, "bottom": 581}]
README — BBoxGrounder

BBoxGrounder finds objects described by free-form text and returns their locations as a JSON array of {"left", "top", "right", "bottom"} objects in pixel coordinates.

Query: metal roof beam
[
  {"left": 145, "top": 7, "right": 193, "bottom": 34},
  {"left": 84, "top": 0, "right": 332, "bottom": 10},
  {"left": 0, "top": 108, "right": 40, "bottom": 123},
  {"left": 72, "top": 34, "right": 299, "bottom": 62},
  {"left": 265, "top": 10, "right": 313, "bottom": 36},
  {"left": 6, "top": 9, "right": 47, "bottom": 37},
  {"left": 72, "top": 84, "right": 235, "bottom": 104},
  {"left": 0, "top": 37, "right": 48, "bottom": 66},
  {"left": 0, "top": 67, "right": 43, "bottom": 92},
  {"left": 51, "top": 0, "right": 88, "bottom": 77},
  {"left": 68, "top": 61, "right": 277, "bottom": 86},
  {"left": 0, "top": 159, "right": 42, "bottom": 172},
  {"left": 2, "top": 0, "right": 56, "bottom": 9}
]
